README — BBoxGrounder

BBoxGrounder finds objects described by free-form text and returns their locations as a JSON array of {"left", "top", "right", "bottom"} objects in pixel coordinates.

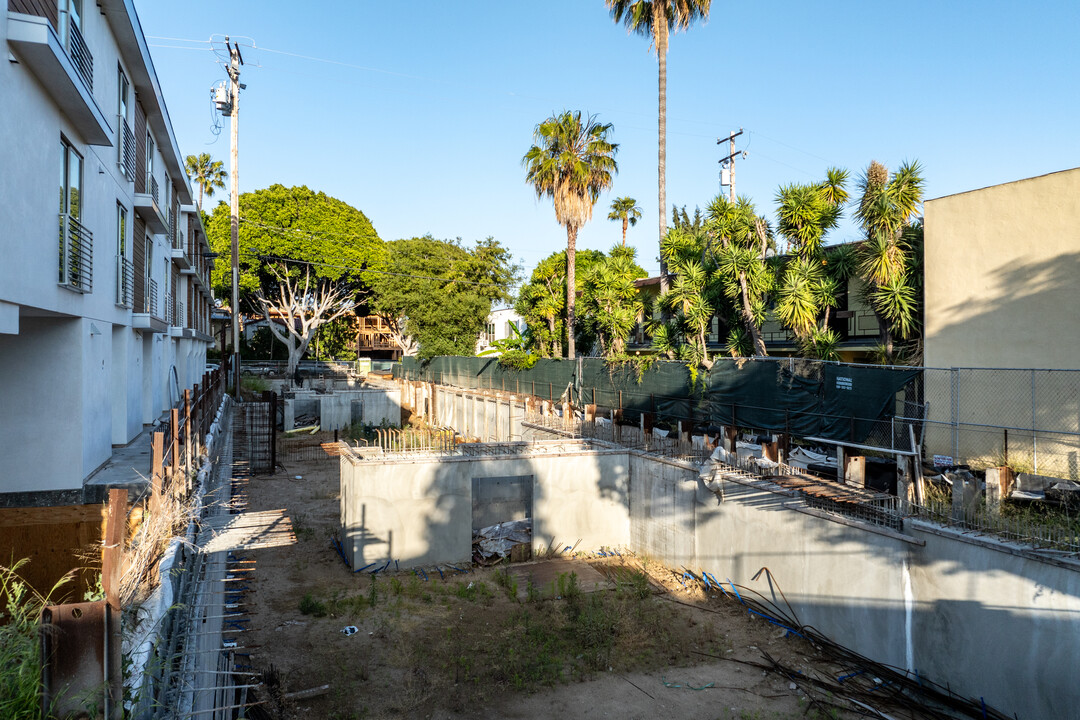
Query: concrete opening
[{"left": 472, "top": 474, "right": 533, "bottom": 562}]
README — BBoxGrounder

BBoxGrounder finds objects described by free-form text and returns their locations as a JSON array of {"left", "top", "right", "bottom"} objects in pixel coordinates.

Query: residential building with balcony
[{"left": 0, "top": 0, "right": 214, "bottom": 506}]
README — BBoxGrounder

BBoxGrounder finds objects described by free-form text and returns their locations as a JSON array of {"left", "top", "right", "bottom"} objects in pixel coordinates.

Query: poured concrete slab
[{"left": 506, "top": 558, "right": 613, "bottom": 600}]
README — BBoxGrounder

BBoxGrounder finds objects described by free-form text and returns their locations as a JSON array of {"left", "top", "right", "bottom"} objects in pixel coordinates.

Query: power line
[{"left": 237, "top": 250, "right": 513, "bottom": 289}]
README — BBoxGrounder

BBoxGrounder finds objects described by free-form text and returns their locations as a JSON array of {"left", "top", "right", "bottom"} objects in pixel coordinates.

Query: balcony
[
  {"left": 357, "top": 332, "right": 397, "bottom": 351},
  {"left": 117, "top": 115, "right": 136, "bottom": 180},
  {"left": 6, "top": 12, "right": 111, "bottom": 145},
  {"left": 115, "top": 255, "right": 133, "bottom": 308},
  {"left": 133, "top": 176, "right": 167, "bottom": 234},
  {"left": 58, "top": 213, "right": 92, "bottom": 293},
  {"left": 169, "top": 299, "right": 193, "bottom": 338},
  {"left": 132, "top": 277, "right": 167, "bottom": 332}
]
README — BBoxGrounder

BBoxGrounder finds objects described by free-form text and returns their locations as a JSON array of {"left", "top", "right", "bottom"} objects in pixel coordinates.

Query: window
[
  {"left": 145, "top": 132, "right": 154, "bottom": 195},
  {"left": 144, "top": 234, "right": 152, "bottom": 298},
  {"left": 117, "top": 203, "right": 126, "bottom": 256},
  {"left": 59, "top": 0, "right": 83, "bottom": 48},
  {"left": 60, "top": 138, "right": 82, "bottom": 220},
  {"left": 117, "top": 66, "right": 128, "bottom": 119}
]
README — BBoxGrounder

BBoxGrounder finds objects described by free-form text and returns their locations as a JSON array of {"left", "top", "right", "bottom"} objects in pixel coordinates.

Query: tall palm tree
[
  {"left": 184, "top": 153, "right": 226, "bottom": 210},
  {"left": 607, "top": 196, "right": 642, "bottom": 246},
  {"left": 606, "top": 0, "right": 711, "bottom": 289},
  {"left": 523, "top": 111, "right": 618, "bottom": 359}
]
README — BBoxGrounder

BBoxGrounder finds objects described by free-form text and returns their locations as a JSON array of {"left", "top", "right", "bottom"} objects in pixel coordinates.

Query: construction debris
[{"left": 472, "top": 519, "right": 531, "bottom": 563}]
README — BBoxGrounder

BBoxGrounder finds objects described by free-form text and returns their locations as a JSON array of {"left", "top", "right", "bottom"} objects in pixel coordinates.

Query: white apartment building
[
  {"left": 0, "top": 0, "right": 214, "bottom": 505},
  {"left": 476, "top": 307, "right": 525, "bottom": 355}
]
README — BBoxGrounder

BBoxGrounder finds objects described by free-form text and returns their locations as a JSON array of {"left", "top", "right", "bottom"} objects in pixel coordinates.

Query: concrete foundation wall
[
  {"left": 340, "top": 449, "right": 630, "bottom": 569},
  {"left": 627, "top": 453, "right": 1080, "bottom": 720},
  {"left": 284, "top": 388, "right": 401, "bottom": 431}
]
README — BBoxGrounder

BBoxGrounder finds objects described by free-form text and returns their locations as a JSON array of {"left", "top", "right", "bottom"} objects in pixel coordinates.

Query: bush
[
  {"left": 497, "top": 349, "right": 538, "bottom": 371},
  {"left": 299, "top": 592, "right": 327, "bottom": 617},
  {"left": 0, "top": 560, "right": 73, "bottom": 719}
]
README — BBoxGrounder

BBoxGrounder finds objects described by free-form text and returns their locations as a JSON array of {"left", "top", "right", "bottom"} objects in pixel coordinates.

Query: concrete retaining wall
[
  {"left": 628, "top": 453, "right": 1080, "bottom": 720},
  {"left": 339, "top": 426, "right": 1080, "bottom": 718},
  {"left": 340, "top": 447, "right": 630, "bottom": 569},
  {"left": 283, "top": 387, "right": 401, "bottom": 431}
]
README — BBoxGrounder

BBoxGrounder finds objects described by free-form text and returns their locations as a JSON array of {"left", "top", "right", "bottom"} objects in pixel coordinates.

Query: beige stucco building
[
  {"left": 923, "top": 168, "right": 1080, "bottom": 476},
  {"left": 924, "top": 167, "right": 1080, "bottom": 371}
]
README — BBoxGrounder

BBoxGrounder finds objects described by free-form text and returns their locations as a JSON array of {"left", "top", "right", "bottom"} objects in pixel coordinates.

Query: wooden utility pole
[
  {"left": 224, "top": 37, "right": 244, "bottom": 397},
  {"left": 718, "top": 128, "right": 745, "bottom": 202}
]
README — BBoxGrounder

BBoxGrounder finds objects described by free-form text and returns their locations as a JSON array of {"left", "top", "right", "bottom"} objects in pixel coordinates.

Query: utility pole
[
  {"left": 717, "top": 128, "right": 745, "bottom": 202},
  {"left": 222, "top": 37, "right": 244, "bottom": 397}
]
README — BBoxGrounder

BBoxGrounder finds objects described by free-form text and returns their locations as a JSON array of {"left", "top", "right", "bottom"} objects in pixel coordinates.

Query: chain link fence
[{"left": 918, "top": 367, "right": 1080, "bottom": 479}]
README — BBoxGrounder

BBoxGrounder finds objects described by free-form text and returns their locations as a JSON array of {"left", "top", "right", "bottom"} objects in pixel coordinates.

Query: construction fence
[{"left": 397, "top": 356, "right": 1080, "bottom": 480}]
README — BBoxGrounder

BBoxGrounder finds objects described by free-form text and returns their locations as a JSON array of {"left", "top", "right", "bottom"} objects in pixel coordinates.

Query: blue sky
[{"left": 135, "top": 1, "right": 1080, "bottom": 281}]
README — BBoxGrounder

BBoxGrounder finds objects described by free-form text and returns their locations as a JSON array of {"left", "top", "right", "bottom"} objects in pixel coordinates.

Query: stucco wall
[
  {"left": 924, "top": 168, "right": 1080, "bottom": 371},
  {"left": 0, "top": 317, "right": 83, "bottom": 493}
]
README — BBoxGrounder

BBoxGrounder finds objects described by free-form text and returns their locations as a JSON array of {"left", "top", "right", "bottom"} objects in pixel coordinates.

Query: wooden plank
[{"left": 102, "top": 489, "right": 126, "bottom": 608}]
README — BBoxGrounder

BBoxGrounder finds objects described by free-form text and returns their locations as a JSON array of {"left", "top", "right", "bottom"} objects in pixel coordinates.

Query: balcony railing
[
  {"left": 358, "top": 332, "right": 397, "bottom": 351},
  {"left": 146, "top": 277, "right": 159, "bottom": 317},
  {"left": 59, "top": 214, "right": 93, "bottom": 292},
  {"left": 174, "top": 299, "right": 184, "bottom": 328},
  {"left": 167, "top": 210, "right": 177, "bottom": 248},
  {"left": 66, "top": 20, "right": 93, "bottom": 92},
  {"left": 118, "top": 115, "right": 136, "bottom": 179},
  {"left": 150, "top": 176, "right": 159, "bottom": 206},
  {"left": 116, "top": 255, "right": 133, "bottom": 307}
]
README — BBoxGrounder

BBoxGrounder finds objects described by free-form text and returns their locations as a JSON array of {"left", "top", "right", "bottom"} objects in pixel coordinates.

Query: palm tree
[
  {"left": 606, "top": 0, "right": 711, "bottom": 289},
  {"left": 607, "top": 196, "right": 642, "bottom": 246},
  {"left": 184, "top": 153, "right": 226, "bottom": 210},
  {"left": 523, "top": 111, "right": 618, "bottom": 359}
]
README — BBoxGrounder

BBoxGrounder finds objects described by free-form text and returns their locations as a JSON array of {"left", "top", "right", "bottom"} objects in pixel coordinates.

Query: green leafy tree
[
  {"left": 369, "top": 236, "right": 517, "bottom": 359},
  {"left": 184, "top": 152, "right": 226, "bottom": 210},
  {"left": 606, "top": 0, "right": 712, "bottom": 285},
  {"left": 607, "top": 196, "right": 642, "bottom": 246},
  {"left": 523, "top": 111, "right": 618, "bottom": 359},
  {"left": 579, "top": 245, "right": 648, "bottom": 357},
  {"left": 206, "top": 184, "right": 383, "bottom": 376},
  {"left": 515, "top": 249, "right": 607, "bottom": 358},
  {"left": 854, "top": 160, "right": 925, "bottom": 361},
  {"left": 703, "top": 195, "right": 774, "bottom": 357}
]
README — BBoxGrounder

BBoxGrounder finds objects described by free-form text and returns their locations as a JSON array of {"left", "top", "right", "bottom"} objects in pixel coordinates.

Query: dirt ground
[{"left": 239, "top": 434, "right": 859, "bottom": 720}]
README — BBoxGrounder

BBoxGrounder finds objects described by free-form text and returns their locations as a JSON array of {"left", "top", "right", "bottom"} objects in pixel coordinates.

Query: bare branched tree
[{"left": 252, "top": 263, "right": 355, "bottom": 378}]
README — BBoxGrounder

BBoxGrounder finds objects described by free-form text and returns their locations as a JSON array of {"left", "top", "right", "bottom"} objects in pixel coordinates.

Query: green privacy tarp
[
  {"left": 819, "top": 364, "right": 920, "bottom": 442},
  {"left": 400, "top": 356, "right": 918, "bottom": 442},
  {"left": 572, "top": 359, "right": 698, "bottom": 421},
  {"left": 398, "top": 356, "right": 577, "bottom": 401},
  {"left": 706, "top": 358, "right": 822, "bottom": 435}
]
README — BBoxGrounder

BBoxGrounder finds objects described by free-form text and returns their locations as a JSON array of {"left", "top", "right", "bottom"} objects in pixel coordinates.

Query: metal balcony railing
[
  {"left": 174, "top": 299, "right": 184, "bottom": 328},
  {"left": 150, "top": 176, "right": 159, "bottom": 205},
  {"left": 118, "top": 115, "right": 136, "bottom": 179},
  {"left": 167, "top": 211, "right": 177, "bottom": 248},
  {"left": 59, "top": 214, "right": 93, "bottom": 292},
  {"left": 66, "top": 21, "right": 93, "bottom": 92},
  {"left": 116, "top": 255, "right": 133, "bottom": 307},
  {"left": 147, "top": 277, "right": 159, "bottom": 317}
]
